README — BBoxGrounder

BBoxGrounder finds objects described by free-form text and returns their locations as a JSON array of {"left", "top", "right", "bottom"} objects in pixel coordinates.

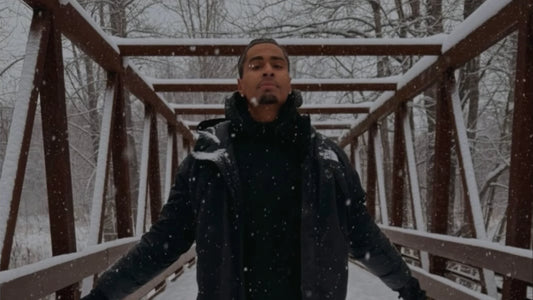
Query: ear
[{"left": 237, "top": 78, "right": 244, "bottom": 96}]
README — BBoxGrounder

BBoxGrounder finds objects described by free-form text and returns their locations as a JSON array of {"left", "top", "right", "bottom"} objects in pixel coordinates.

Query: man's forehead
[{"left": 245, "top": 43, "right": 287, "bottom": 61}]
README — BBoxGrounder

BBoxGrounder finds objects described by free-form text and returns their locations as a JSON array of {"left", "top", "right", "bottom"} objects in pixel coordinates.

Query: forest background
[{"left": 0, "top": 0, "right": 523, "bottom": 291}]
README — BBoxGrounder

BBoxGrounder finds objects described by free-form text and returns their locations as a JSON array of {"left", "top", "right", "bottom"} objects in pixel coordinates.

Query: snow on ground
[{"left": 155, "top": 263, "right": 397, "bottom": 300}]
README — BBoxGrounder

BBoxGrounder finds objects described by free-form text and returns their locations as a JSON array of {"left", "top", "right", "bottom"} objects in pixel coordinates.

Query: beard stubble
[{"left": 258, "top": 94, "right": 278, "bottom": 104}]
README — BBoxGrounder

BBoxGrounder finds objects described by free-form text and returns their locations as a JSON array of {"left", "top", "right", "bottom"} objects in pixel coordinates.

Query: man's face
[{"left": 237, "top": 43, "right": 291, "bottom": 122}]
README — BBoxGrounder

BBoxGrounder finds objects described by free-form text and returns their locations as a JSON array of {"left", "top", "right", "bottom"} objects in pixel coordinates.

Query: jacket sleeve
[
  {"left": 336, "top": 148, "right": 414, "bottom": 292},
  {"left": 87, "top": 155, "right": 197, "bottom": 300}
]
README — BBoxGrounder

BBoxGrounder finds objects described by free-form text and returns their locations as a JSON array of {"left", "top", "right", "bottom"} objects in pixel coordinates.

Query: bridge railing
[
  {"left": 338, "top": 1, "right": 533, "bottom": 299},
  {"left": 0, "top": 0, "right": 194, "bottom": 298},
  {"left": 0, "top": 0, "right": 531, "bottom": 299},
  {"left": 380, "top": 226, "right": 532, "bottom": 299}
]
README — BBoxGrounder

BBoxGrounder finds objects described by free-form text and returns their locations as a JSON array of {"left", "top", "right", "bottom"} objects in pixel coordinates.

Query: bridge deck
[{"left": 154, "top": 263, "right": 397, "bottom": 300}]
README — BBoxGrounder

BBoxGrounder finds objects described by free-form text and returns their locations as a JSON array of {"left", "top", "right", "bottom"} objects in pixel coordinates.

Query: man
[{"left": 83, "top": 38, "right": 425, "bottom": 300}]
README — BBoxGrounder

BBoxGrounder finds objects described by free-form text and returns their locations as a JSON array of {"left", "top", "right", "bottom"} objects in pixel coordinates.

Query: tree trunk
[
  {"left": 409, "top": 0, "right": 421, "bottom": 32},
  {"left": 394, "top": 0, "right": 407, "bottom": 37}
]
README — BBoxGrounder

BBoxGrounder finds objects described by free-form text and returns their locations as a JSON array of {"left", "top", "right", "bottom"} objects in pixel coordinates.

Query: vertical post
[
  {"left": 429, "top": 71, "right": 454, "bottom": 276},
  {"left": 0, "top": 9, "right": 50, "bottom": 270},
  {"left": 87, "top": 73, "right": 117, "bottom": 246},
  {"left": 172, "top": 131, "right": 179, "bottom": 179},
  {"left": 503, "top": 1, "right": 533, "bottom": 298},
  {"left": 135, "top": 105, "right": 152, "bottom": 236},
  {"left": 448, "top": 71, "right": 497, "bottom": 296},
  {"left": 352, "top": 137, "right": 362, "bottom": 176},
  {"left": 349, "top": 139, "right": 356, "bottom": 166},
  {"left": 374, "top": 126, "right": 389, "bottom": 225},
  {"left": 176, "top": 132, "right": 180, "bottom": 169},
  {"left": 402, "top": 104, "right": 430, "bottom": 271},
  {"left": 391, "top": 106, "right": 407, "bottom": 227},
  {"left": 366, "top": 126, "right": 377, "bottom": 220},
  {"left": 148, "top": 112, "right": 162, "bottom": 223},
  {"left": 39, "top": 14, "right": 78, "bottom": 300},
  {"left": 111, "top": 75, "right": 133, "bottom": 238},
  {"left": 81, "top": 73, "right": 117, "bottom": 297},
  {"left": 164, "top": 126, "right": 176, "bottom": 202}
]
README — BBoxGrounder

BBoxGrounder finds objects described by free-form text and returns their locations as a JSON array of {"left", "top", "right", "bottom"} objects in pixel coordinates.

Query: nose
[{"left": 262, "top": 63, "right": 274, "bottom": 77}]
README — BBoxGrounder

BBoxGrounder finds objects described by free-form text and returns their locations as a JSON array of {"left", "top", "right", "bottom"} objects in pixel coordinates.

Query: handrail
[
  {"left": 379, "top": 226, "right": 533, "bottom": 283},
  {"left": 124, "top": 246, "right": 196, "bottom": 300},
  {"left": 0, "top": 238, "right": 139, "bottom": 299},
  {"left": 0, "top": 238, "right": 196, "bottom": 300},
  {"left": 409, "top": 266, "right": 494, "bottom": 300}
]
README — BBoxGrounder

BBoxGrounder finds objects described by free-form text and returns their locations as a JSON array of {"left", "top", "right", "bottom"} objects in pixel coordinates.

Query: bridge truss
[{"left": 0, "top": 0, "right": 531, "bottom": 299}]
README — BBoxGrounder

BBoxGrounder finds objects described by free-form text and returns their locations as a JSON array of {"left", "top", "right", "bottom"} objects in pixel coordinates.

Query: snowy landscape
[{"left": 0, "top": 0, "right": 531, "bottom": 299}]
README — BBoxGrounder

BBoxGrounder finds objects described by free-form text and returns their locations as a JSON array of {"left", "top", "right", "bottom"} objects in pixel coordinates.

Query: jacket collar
[{"left": 224, "top": 91, "right": 310, "bottom": 149}]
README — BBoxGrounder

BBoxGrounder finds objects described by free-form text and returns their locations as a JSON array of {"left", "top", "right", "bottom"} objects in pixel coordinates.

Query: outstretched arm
[
  {"left": 83, "top": 156, "right": 197, "bottom": 300},
  {"left": 336, "top": 148, "right": 425, "bottom": 299},
  {"left": 347, "top": 202, "right": 424, "bottom": 299}
]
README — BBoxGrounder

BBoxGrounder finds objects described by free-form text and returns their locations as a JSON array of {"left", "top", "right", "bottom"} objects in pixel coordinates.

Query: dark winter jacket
[
  {"left": 229, "top": 94, "right": 306, "bottom": 299},
  {"left": 87, "top": 92, "right": 418, "bottom": 300}
]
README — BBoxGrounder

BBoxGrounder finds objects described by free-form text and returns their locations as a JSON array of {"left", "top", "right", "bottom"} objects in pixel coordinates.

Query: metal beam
[
  {"left": 116, "top": 38, "right": 442, "bottom": 56},
  {"left": 0, "top": 238, "right": 139, "bottom": 300},
  {"left": 135, "top": 105, "right": 152, "bottom": 236},
  {"left": 87, "top": 73, "right": 117, "bottom": 246},
  {"left": 39, "top": 15, "right": 78, "bottom": 299},
  {"left": 82, "top": 73, "right": 118, "bottom": 295},
  {"left": 380, "top": 226, "right": 533, "bottom": 284},
  {"left": 402, "top": 106, "right": 430, "bottom": 271},
  {"left": 173, "top": 104, "right": 370, "bottom": 115},
  {"left": 164, "top": 126, "right": 177, "bottom": 202},
  {"left": 429, "top": 70, "right": 454, "bottom": 276},
  {"left": 391, "top": 106, "right": 407, "bottom": 227},
  {"left": 366, "top": 126, "right": 377, "bottom": 220},
  {"left": 374, "top": 127, "right": 389, "bottom": 225},
  {"left": 152, "top": 78, "right": 396, "bottom": 92},
  {"left": 448, "top": 72, "right": 497, "bottom": 296},
  {"left": 503, "top": 1, "right": 533, "bottom": 298},
  {"left": 148, "top": 111, "right": 162, "bottom": 223},
  {"left": 111, "top": 75, "right": 134, "bottom": 238}
]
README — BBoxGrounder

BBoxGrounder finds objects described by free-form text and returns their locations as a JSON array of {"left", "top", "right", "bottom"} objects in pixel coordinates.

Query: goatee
[{"left": 259, "top": 94, "right": 278, "bottom": 104}]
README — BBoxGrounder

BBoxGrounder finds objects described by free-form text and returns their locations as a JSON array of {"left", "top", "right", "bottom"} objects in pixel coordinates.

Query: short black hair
[{"left": 237, "top": 38, "right": 290, "bottom": 78}]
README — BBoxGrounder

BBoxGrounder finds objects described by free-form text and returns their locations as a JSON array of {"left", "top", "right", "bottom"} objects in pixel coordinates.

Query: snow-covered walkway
[{"left": 154, "top": 263, "right": 398, "bottom": 299}]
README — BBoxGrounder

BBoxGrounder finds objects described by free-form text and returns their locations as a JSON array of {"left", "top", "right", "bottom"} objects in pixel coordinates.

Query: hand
[
  {"left": 397, "top": 277, "right": 426, "bottom": 300},
  {"left": 81, "top": 288, "right": 109, "bottom": 300}
]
